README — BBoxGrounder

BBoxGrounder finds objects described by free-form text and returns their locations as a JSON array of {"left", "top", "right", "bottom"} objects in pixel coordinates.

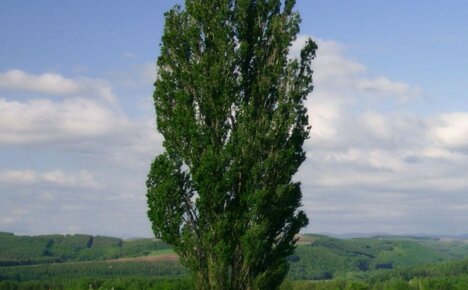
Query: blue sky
[{"left": 1, "top": 0, "right": 467, "bottom": 237}]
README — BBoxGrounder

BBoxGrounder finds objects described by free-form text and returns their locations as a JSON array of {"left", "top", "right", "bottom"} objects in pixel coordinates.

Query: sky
[{"left": 1, "top": 0, "right": 467, "bottom": 238}]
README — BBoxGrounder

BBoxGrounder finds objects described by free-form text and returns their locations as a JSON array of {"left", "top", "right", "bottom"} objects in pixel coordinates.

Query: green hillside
[
  {"left": 2, "top": 232, "right": 467, "bottom": 275},
  {"left": 1, "top": 232, "right": 468, "bottom": 289},
  {"left": 0, "top": 232, "right": 170, "bottom": 266},
  {"left": 288, "top": 234, "right": 468, "bottom": 280}
]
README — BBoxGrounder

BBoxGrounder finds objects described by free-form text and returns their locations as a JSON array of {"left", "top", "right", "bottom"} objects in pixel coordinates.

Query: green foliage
[{"left": 147, "top": 0, "right": 316, "bottom": 289}]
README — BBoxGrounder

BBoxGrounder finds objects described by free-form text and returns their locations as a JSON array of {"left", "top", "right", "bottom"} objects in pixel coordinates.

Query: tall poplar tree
[{"left": 147, "top": 0, "right": 316, "bottom": 289}]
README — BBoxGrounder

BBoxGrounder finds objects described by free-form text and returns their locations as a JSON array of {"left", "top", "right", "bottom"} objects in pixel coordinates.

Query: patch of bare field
[
  {"left": 106, "top": 253, "right": 179, "bottom": 263},
  {"left": 296, "top": 235, "right": 316, "bottom": 245}
]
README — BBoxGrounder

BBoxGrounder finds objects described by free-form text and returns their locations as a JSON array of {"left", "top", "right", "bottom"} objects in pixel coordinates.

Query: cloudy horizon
[{"left": 1, "top": 1, "right": 467, "bottom": 238}]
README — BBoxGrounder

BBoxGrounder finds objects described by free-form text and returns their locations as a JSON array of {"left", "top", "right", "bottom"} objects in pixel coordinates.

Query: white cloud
[
  {"left": 0, "top": 169, "right": 100, "bottom": 189},
  {"left": 421, "top": 147, "right": 467, "bottom": 162},
  {"left": 0, "top": 69, "right": 161, "bottom": 237},
  {"left": 1, "top": 169, "right": 37, "bottom": 183},
  {"left": 1, "top": 37, "right": 467, "bottom": 237},
  {"left": 0, "top": 69, "right": 115, "bottom": 101},
  {"left": 310, "top": 39, "right": 366, "bottom": 83},
  {"left": 292, "top": 36, "right": 421, "bottom": 102},
  {"left": 431, "top": 112, "right": 468, "bottom": 150},
  {"left": 0, "top": 97, "right": 128, "bottom": 144},
  {"left": 42, "top": 170, "right": 100, "bottom": 188},
  {"left": 308, "top": 102, "right": 340, "bottom": 143},
  {"left": 357, "top": 77, "right": 421, "bottom": 100},
  {"left": 0, "top": 95, "right": 164, "bottom": 171},
  {"left": 359, "top": 112, "right": 392, "bottom": 140},
  {"left": 293, "top": 36, "right": 468, "bottom": 234}
]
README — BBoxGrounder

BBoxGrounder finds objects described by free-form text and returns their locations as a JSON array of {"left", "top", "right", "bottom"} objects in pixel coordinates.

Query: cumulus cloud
[
  {"left": 291, "top": 36, "right": 421, "bottom": 102},
  {"left": 1, "top": 38, "right": 467, "bottom": 236},
  {"left": 0, "top": 96, "right": 163, "bottom": 171},
  {"left": 0, "top": 97, "right": 128, "bottom": 144},
  {"left": 0, "top": 69, "right": 115, "bottom": 101},
  {"left": 307, "top": 38, "right": 366, "bottom": 84},
  {"left": 0, "top": 64, "right": 164, "bottom": 237},
  {"left": 293, "top": 36, "right": 468, "bottom": 234}
]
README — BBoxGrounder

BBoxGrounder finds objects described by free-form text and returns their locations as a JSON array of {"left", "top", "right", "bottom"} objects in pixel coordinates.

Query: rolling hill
[
  {"left": 0, "top": 231, "right": 170, "bottom": 266},
  {"left": 1, "top": 232, "right": 468, "bottom": 289}
]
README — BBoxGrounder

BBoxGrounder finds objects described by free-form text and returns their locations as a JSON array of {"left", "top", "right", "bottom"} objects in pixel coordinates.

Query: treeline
[
  {"left": 0, "top": 257, "right": 189, "bottom": 290},
  {"left": 1, "top": 255, "right": 468, "bottom": 289},
  {"left": 0, "top": 260, "right": 186, "bottom": 282},
  {"left": 0, "top": 232, "right": 170, "bottom": 266},
  {"left": 280, "top": 258, "right": 468, "bottom": 290},
  {"left": 368, "top": 257, "right": 468, "bottom": 284},
  {"left": 280, "top": 275, "right": 468, "bottom": 290},
  {"left": 0, "top": 277, "right": 192, "bottom": 290}
]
